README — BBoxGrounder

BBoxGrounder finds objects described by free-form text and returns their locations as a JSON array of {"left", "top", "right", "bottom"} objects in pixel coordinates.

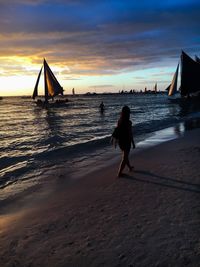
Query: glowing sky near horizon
[{"left": 0, "top": 0, "right": 200, "bottom": 96}]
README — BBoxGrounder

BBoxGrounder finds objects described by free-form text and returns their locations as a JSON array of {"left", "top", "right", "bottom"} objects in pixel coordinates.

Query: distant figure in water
[
  {"left": 116, "top": 105, "right": 135, "bottom": 177},
  {"left": 99, "top": 101, "right": 105, "bottom": 113}
]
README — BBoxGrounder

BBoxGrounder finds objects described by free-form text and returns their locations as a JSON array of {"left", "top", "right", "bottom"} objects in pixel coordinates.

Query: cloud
[{"left": 0, "top": 0, "right": 200, "bottom": 79}]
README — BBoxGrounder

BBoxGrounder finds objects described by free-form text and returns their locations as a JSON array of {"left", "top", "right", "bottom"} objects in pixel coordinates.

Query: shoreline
[
  {"left": 1, "top": 117, "right": 199, "bottom": 204},
  {"left": 0, "top": 127, "right": 200, "bottom": 266},
  {"left": 1, "top": 102, "right": 200, "bottom": 201}
]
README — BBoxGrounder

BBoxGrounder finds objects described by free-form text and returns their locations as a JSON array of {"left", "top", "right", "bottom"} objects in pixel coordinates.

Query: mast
[{"left": 44, "top": 59, "right": 49, "bottom": 102}]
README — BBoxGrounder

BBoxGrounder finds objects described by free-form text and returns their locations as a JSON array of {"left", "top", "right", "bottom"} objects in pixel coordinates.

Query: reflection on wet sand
[
  {"left": 184, "top": 117, "right": 200, "bottom": 131},
  {"left": 174, "top": 124, "right": 183, "bottom": 137},
  {"left": 173, "top": 117, "right": 200, "bottom": 138}
]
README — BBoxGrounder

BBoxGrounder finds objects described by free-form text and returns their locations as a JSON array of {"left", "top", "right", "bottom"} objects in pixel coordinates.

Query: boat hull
[{"left": 35, "top": 98, "right": 69, "bottom": 108}]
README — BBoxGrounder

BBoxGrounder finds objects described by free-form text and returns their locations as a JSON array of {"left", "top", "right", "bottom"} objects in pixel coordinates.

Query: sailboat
[
  {"left": 32, "top": 59, "right": 68, "bottom": 107},
  {"left": 167, "top": 51, "right": 200, "bottom": 103}
]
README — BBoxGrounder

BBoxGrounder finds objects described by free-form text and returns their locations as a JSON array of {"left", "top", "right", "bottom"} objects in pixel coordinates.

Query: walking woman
[{"left": 117, "top": 105, "right": 135, "bottom": 177}]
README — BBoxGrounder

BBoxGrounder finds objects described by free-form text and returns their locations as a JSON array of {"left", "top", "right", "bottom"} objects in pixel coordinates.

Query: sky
[{"left": 0, "top": 0, "right": 200, "bottom": 96}]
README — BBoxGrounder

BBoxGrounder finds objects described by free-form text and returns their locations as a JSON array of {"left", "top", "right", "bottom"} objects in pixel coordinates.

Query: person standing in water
[
  {"left": 99, "top": 101, "right": 105, "bottom": 113},
  {"left": 116, "top": 105, "right": 135, "bottom": 177}
]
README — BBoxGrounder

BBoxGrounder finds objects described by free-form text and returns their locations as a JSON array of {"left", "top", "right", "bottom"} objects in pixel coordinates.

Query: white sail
[{"left": 168, "top": 64, "right": 179, "bottom": 96}]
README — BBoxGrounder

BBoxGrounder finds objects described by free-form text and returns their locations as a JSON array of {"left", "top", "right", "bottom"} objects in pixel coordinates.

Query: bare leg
[
  {"left": 118, "top": 157, "right": 126, "bottom": 177},
  {"left": 118, "top": 150, "right": 130, "bottom": 177}
]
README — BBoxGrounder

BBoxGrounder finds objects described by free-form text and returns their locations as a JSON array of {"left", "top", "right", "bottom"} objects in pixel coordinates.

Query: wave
[{"left": 1, "top": 94, "right": 200, "bottom": 193}]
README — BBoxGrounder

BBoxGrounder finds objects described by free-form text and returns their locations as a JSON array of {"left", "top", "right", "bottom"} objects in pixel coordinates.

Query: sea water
[{"left": 0, "top": 93, "right": 199, "bottom": 200}]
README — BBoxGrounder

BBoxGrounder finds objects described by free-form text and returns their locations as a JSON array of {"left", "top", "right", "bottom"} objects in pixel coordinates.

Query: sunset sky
[{"left": 0, "top": 0, "right": 200, "bottom": 96}]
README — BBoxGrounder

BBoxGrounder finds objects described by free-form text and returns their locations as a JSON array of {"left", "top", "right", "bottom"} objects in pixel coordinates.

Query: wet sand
[{"left": 0, "top": 128, "right": 200, "bottom": 267}]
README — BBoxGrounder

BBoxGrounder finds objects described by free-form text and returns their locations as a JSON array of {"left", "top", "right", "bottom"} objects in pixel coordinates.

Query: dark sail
[
  {"left": 32, "top": 66, "right": 43, "bottom": 99},
  {"left": 165, "top": 84, "right": 171, "bottom": 92},
  {"left": 195, "top": 55, "right": 200, "bottom": 63},
  {"left": 181, "top": 51, "right": 200, "bottom": 97}
]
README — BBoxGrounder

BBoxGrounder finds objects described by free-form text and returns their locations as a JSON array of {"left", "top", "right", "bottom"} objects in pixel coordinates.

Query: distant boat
[
  {"left": 167, "top": 51, "right": 200, "bottom": 103},
  {"left": 32, "top": 59, "right": 68, "bottom": 107},
  {"left": 144, "top": 85, "right": 157, "bottom": 94}
]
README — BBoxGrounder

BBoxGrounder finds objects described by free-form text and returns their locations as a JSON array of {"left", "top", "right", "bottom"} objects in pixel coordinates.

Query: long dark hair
[{"left": 120, "top": 105, "right": 130, "bottom": 121}]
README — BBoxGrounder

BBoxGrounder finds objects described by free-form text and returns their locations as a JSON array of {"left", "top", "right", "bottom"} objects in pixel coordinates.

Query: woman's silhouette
[{"left": 117, "top": 105, "right": 135, "bottom": 177}]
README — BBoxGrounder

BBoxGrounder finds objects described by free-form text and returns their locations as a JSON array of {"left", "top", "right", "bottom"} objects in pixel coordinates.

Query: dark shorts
[{"left": 119, "top": 142, "right": 131, "bottom": 152}]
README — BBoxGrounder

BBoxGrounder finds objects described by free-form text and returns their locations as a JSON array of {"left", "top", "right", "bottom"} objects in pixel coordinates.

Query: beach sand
[{"left": 0, "top": 128, "right": 200, "bottom": 267}]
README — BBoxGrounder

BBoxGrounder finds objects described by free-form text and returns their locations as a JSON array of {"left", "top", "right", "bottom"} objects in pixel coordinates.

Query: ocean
[{"left": 0, "top": 93, "right": 200, "bottom": 201}]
